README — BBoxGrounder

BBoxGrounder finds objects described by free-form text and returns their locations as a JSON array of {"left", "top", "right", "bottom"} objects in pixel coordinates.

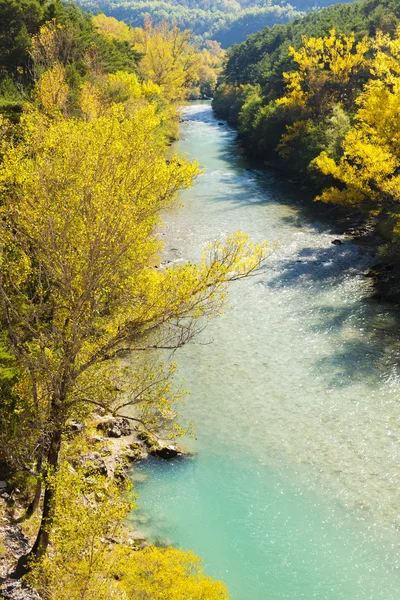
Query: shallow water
[{"left": 131, "top": 103, "right": 400, "bottom": 599}]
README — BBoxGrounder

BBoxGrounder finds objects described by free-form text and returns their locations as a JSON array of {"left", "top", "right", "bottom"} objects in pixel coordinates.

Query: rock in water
[{"left": 150, "top": 443, "right": 181, "bottom": 460}]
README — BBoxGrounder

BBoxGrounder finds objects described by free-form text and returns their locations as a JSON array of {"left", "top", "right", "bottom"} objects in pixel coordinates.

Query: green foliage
[
  {"left": 0, "top": 0, "right": 46, "bottom": 81},
  {"left": 0, "top": 0, "right": 139, "bottom": 94}
]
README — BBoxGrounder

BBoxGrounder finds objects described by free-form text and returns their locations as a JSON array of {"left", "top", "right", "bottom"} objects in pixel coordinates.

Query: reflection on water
[{"left": 132, "top": 103, "right": 400, "bottom": 600}]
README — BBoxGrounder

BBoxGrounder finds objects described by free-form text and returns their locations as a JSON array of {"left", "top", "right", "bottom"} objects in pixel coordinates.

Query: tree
[
  {"left": 313, "top": 30, "right": 400, "bottom": 214},
  {"left": 27, "top": 462, "right": 229, "bottom": 599},
  {"left": 274, "top": 29, "right": 370, "bottom": 161},
  {"left": 0, "top": 78, "right": 269, "bottom": 569},
  {"left": 0, "top": 0, "right": 46, "bottom": 82},
  {"left": 131, "top": 20, "right": 202, "bottom": 103}
]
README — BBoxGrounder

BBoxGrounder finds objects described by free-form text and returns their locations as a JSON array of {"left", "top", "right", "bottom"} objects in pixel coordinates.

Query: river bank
[{"left": 0, "top": 414, "right": 188, "bottom": 599}]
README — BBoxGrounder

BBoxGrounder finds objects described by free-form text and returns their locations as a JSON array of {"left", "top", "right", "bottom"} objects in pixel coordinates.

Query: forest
[
  {"left": 213, "top": 0, "right": 400, "bottom": 294},
  {"left": 74, "top": 0, "right": 355, "bottom": 47}
]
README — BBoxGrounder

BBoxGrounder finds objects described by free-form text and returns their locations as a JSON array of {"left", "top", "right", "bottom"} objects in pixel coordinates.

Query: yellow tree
[
  {"left": 1, "top": 88, "right": 269, "bottom": 569},
  {"left": 276, "top": 30, "right": 370, "bottom": 158},
  {"left": 93, "top": 15, "right": 201, "bottom": 103},
  {"left": 132, "top": 20, "right": 201, "bottom": 103},
  {"left": 92, "top": 13, "right": 136, "bottom": 44},
  {"left": 28, "top": 462, "right": 228, "bottom": 599},
  {"left": 313, "top": 30, "right": 400, "bottom": 215},
  {"left": 193, "top": 41, "right": 225, "bottom": 98},
  {"left": 278, "top": 29, "right": 370, "bottom": 114}
]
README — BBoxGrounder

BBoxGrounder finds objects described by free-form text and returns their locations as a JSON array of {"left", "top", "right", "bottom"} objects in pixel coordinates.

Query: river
[{"left": 130, "top": 103, "right": 400, "bottom": 599}]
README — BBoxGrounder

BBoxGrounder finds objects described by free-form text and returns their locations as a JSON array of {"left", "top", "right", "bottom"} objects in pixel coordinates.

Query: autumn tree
[
  {"left": 314, "top": 29, "right": 400, "bottom": 219},
  {"left": 191, "top": 41, "right": 225, "bottom": 98},
  {"left": 131, "top": 20, "right": 201, "bottom": 103},
  {"left": 92, "top": 12, "right": 136, "bottom": 45},
  {"left": 27, "top": 462, "right": 228, "bottom": 599},
  {"left": 276, "top": 29, "right": 371, "bottom": 159},
  {"left": 0, "top": 70, "right": 269, "bottom": 571},
  {"left": 93, "top": 14, "right": 201, "bottom": 103}
]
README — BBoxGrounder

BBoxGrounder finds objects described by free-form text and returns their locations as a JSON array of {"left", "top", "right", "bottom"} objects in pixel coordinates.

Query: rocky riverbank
[{"left": 0, "top": 415, "right": 187, "bottom": 599}]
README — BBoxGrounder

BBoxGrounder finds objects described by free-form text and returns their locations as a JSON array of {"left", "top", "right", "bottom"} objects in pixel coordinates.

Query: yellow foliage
[
  {"left": 277, "top": 29, "right": 370, "bottom": 112},
  {"left": 34, "top": 63, "right": 69, "bottom": 115},
  {"left": 30, "top": 20, "right": 73, "bottom": 78},
  {"left": 287, "top": 29, "right": 370, "bottom": 87},
  {"left": 0, "top": 90, "right": 270, "bottom": 446},
  {"left": 79, "top": 71, "right": 162, "bottom": 121},
  {"left": 276, "top": 30, "right": 370, "bottom": 158},
  {"left": 1, "top": 16, "right": 271, "bottom": 577},
  {"left": 115, "top": 546, "right": 229, "bottom": 599},
  {"left": 27, "top": 464, "right": 228, "bottom": 599},
  {"left": 131, "top": 22, "right": 201, "bottom": 103},
  {"left": 313, "top": 29, "right": 400, "bottom": 210},
  {"left": 92, "top": 15, "right": 222, "bottom": 100},
  {"left": 92, "top": 13, "right": 135, "bottom": 44},
  {"left": 31, "top": 20, "right": 61, "bottom": 67}
]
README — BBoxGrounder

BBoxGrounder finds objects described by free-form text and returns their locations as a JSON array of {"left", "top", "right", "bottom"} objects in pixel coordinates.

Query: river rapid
[{"left": 131, "top": 103, "right": 400, "bottom": 600}]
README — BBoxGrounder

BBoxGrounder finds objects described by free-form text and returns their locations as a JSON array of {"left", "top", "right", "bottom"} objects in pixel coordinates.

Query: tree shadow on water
[
  {"left": 258, "top": 246, "right": 400, "bottom": 388},
  {"left": 261, "top": 244, "right": 367, "bottom": 289},
  {"left": 310, "top": 300, "right": 400, "bottom": 388},
  {"left": 315, "top": 334, "right": 400, "bottom": 389}
]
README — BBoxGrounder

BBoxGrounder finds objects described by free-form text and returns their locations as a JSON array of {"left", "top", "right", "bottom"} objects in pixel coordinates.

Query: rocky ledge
[
  {"left": 1, "top": 579, "right": 41, "bottom": 600},
  {"left": 0, "top": 416, "right": 189, "bottom": 597},
  {"left": 81, "top": 415, "right": 187, "bottom": 481}
]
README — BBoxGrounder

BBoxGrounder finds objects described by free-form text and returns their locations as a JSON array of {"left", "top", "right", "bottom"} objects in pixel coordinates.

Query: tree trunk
[
  {"left": 25, "top": 454, "right": 44, "bottom": 520},
  {"left": 14, "top": 424, "right": 63, "bottom": 577},
  {"left": 29, "top": 425, "right": 62, "bottom": 559}
]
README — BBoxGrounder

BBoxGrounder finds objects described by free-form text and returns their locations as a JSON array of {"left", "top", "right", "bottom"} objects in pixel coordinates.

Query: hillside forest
[
  {"left": 213, "top": 0, "right": 400, "bottom": 293},
  {"left": 74, "top": 0, "right": 356, "bottom": 47}
]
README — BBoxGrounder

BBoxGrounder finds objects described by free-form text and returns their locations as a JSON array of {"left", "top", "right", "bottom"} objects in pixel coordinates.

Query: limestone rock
[
  {"left": 1, "top": 579, "right": 41, "bottom": 600},
  {"left": 67, "top": 420, "right": 84, "bottom": 434},
  {"left": 97, "top": 417, "right": 132, "bottom": 438},
  {"left": 137, "top": 429, "right": 183, "bottom": 460},
  {"left": 150, "top": 444, "right": 181, "bottom": 459},
  {"left": 74, "top": 452, "right": 108, "bottom": 477}
]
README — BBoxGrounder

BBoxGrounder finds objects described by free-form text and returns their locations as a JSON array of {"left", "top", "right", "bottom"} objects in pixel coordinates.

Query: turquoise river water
[{"left": 130, "top": 103, "right": 400, "bottom": 600}]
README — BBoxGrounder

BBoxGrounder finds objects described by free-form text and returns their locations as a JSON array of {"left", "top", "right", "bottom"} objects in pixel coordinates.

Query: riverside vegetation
[
  {"left": 213, "top": 0, "right": 400, "bottom": 295},
  {"left": 0, "top": 1, "right": 271, "bottom": 598}
]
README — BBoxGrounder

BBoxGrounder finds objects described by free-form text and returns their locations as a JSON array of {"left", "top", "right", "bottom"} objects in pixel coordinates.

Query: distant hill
[{"left": 74, "top": 0, "right": 356, "bottom": 47}]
